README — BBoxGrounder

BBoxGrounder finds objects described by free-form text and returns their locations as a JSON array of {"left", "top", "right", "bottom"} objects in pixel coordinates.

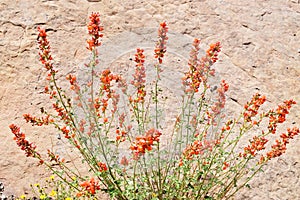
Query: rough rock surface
[{"left": 0, "top": 0, "right": 300, "bottom": 199}]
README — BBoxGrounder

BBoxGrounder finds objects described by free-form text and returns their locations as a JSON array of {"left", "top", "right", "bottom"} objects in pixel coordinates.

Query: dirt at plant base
[{"left": 1, "top": 0, "right": 300, "bottom": 199}]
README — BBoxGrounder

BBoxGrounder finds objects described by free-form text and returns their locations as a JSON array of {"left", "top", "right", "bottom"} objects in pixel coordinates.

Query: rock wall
[{"left": 0, "top": 0, "right": 299, "bottom": 199}]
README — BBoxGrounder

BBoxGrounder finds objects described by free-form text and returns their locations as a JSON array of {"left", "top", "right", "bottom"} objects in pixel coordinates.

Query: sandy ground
[{"left": 1, "top": 0, "right": 300, "bottom": 199}]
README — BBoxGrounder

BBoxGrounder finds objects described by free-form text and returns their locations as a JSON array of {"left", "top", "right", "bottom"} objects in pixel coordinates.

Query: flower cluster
[
  {"left": 23, "top": 113, "right": 54, "bottom": 126},
  {"left": 222, "top": 161, "right": 230, "bottom": 170},
  {"left": 209, "top": 79, "right": 229, "bottom": 124},
  {"left": 9, "top": 124, "right": 40, "bottom": 159},
  {"left": 179, "top": 140, "right": 214, "bottom": 166},
  {"left": 87, "top": 12, "right": 104, "bottom": 51},
  {"left": 93, "top": 69, "right": 122, "bottom": 116},
  {"left": 241, "top": 98, "right": 298, "bottom": 163},
  {"left": 188, "top": 38, "right": 200, "bottom": 69},
  {"left": 182, "top": 38, "right": 202, "bottom": 93},
  {"left": 182, "top": 140, "right": 205, "bottom": 160},
  {"left": 206, "top": 42, "right": 221, "bottom": 63},
  {"left": 130, "top": 129, "right": 162, "bottom": 158},
  {"left": 77, "top": 177, "right": 101, "bottom": 196},
  {"left": 267, "top": 99, "right": 296, "bottom": 134},
  {"left": 44, "top": 85, "right": 57, "bottom": 99},
  {"left": 241, "top": 136, "right": 268, "bottom": 158},
  {"left": 59, "top": 125, "right": 81, "bottom": 149},
  {"left": 115, "top": 128, "right": 127, "bottom": 142},
  {"left": 202, "top": 41, "right": 221, "bottom": 79},
  {"left": 99, "top": 69, "right": 121, "bottom": 95},
  {"left": 97, "top": 162, "right": 108, "bottom": 172},
  {"left": 116, "top": 114, "right": 132, "bottom": 142},
  {"left": 120, "top": 156, "right": 129, "bottom": 166},
  {"left": 154, "top": 22, "right": 168, "bottom": 64},
  {"left": 66, "top": 74, "right": 80, "bottom": 93},
  {"left": 47, "top": 149, "right": 65, "bottom": 163},
  {"left": 189, "top": 140, "right": 213, "bottom": 158},
  {"left": 37, "top": 27, "right": 53, "bottom": 71},
  {"left": 130, "top": 48, "right": 146, "bottom": 103},
  {"left": 262, "top": 127, "right": 299, "bottom": 162},
  {"left": 182, "top": 39, "right": 221, "bottom": 93},
  {"left": 243, "top": 93, "right": 266, "bottom": 123},
  {"left": 221, "top": 119, "right": 234, "bottom": 133},
  {"left": 52, "top": 102, "right": 70, "bottom": 122},
  {"left": 60, "top": 126, "right": 72, "bottom": 139}
]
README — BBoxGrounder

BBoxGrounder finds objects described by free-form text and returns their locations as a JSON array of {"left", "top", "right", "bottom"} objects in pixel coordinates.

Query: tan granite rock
[{"left": 0, "top": 0, "right": 299, "bottom": 199}]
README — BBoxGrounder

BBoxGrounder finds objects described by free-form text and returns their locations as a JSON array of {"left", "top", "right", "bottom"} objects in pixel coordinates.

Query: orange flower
[
  {"left": 178, "top": 160, "right": 184, "bottom": 167},
  {"left": 242, "top": 136, "right": 268, "bottom": 158},
  {"left": 243, "top": 93, "right": 266, "bottom": 123},
  {"left": 97, "top": 162, "right": 108, "bottom": 172},
  {"left": 267, "top": 99, "right": 296, "bottom": 134},
  {"left": 61, "top": 126, "right": 71, "bottom": 139},
  {"left": 130, "top": 129, "right": 162, "bottom": 158},
  {"left": 23, "top": 113, "right": 53, "bottom": 126},
  {"left": 206, "top": 42, "right": 221, "bottom": 63},
  {"left": 131, "top": 48, "right": 147, "bottom": 103},
  {"left": 182, "top": 40, "right": 221, "bottom": 93},
  {"left": 66, "top": 74, "right": 80, "bottom": 92},
  {"left": 182, "top": 38, "right": 202, "bottom": 93},
  {"left": 37, "top": 27, "right": 54, "bottom": 71},
  {"left": 79, "top": 177, "right": 101, "bottom": 195},
  {"left": 47, "top": 149, "right": 65, "bottom": 164},
  {"left": 103, "top": 117, "right": 108, "bottom": 123},
  {"left": 9, "top": 124, "right": 40, "bottom": 158},
  {"left": 264, "top": 127, "right": 299, "bottom": 161},
  {"left": 154, "top": 22, "right": 168, "bottom": 64},
  {"left": 180, "top": 139, "right": 215, "bottom": 162},
  {"left": 86, "top": 12, "right": 103, "bottom": 51},
  {"left": 222, "top": 162, "right": 230, "bottom": 170},
  {"left": 210, "top": 80, "right": 229, "bottom": 124},
  {"left": 116, "top": 128, "right": 127, "bottom": 142},
  {"left": 120, "top": 156, "right": 129, "bottom": 166},
  {"left": 38, "top": 28, "right": 46, "bottom": 37}
]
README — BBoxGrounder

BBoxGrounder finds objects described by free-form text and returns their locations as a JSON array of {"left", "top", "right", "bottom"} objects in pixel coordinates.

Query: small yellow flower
[
  {"left": 40, "top": 194, "right": 47, "bottom": 200},
  {"left": 50, "top": 175, "right": 55, "bottom": 181},
  {"left": 49, "top": 189, "right": 57, "bottom": 197},
  {"left": 152, "top": 193, "right": 158, "bottom": 197},
  {"left": 19, "top": 194, "right": 26, "bottom": 199},
  {"left": 65, "top": 197, "right": 73, "bottom": 200},
  {"left": 34, "top": 183, "right": 40, "bottom": 188}
]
